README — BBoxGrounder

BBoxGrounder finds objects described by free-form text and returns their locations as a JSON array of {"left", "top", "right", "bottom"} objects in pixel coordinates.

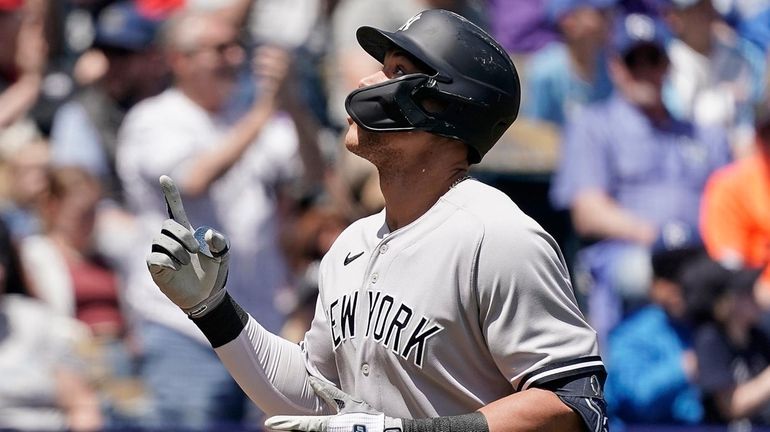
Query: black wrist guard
[
  {"left": 401, "top": 412, "right": 489, "bottom": 432},
  {"left": 190, "top": 292, "right": 249, "bottom": 348}
]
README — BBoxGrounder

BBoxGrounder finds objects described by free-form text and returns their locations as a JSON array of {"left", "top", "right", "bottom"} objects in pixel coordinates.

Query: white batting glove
[
  {"left": 266, "top": 377, "right": 403, "bottom": 432},
  {"left": 146, "top": 175, "right": 230, "bottom": 318}
]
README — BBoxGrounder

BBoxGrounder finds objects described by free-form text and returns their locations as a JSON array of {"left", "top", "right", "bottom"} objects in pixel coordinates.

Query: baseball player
[{"left": 147, "top": 9, "right": 607, "bottom": 432}]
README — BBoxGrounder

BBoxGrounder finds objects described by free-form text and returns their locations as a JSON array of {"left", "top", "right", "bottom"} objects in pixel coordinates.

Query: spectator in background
[
  {"left": 523, "top": 0, "right": 615, "bottom": 127},
  {"left": 737, "top": 5, "right": 770, "bottom": 52},
  {"left": 618, "top": 0, "right": 666, "bottom": 16},
  {"left": 136, "top": 0, "right": 186, "bottom": 19},
  {"left": 605, "top": 243, "right": 705, "bottom": 427},
  {"left": 662, "top": 0, "right": 766, "bottom": 157},
  {"left": 279, "top": 202, "right": 349, "bottom": 343},
  {"left": 21, "top": 167, "right": 123, "bottom": 335},
  {"left": 0, "top": 0, "right": 46, "bottom": 131},
  {"left": 683, "top": 258, "right": 770, "bottom": 426},
  {"left": 50, "top": 1, "right": 164, "bottom": 205},
  {"left": 234, "top": 0, "right": 339, "bottom": 207},
  {"left": 19, "top": 166, "right": 140, "bottom": 426},
  {"left": 701, "top": 101, "right": 770, "bottom": 310},
  {"left": 0, "top": 136, "right": 49, "bottom": 241},
  {"left": 116, "top": 9, "right": 301, "bottom": 430},
  {"left": 0, "top": 217, "right": 103, "bottom": 432},
  {"left": 487, "top": 0, "right": 557, "bottom": 55},
  {"left": 550, "top": 13, "right": 731, "bottom": 349}
]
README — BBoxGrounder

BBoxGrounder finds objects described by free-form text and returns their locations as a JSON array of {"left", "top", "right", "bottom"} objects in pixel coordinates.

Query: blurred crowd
[{"left": 2, "top": 0, "right": 770, "bottom": 431}]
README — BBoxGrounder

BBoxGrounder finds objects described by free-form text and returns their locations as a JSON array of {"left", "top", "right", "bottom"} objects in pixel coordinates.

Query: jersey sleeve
[
  {"left": 475, "top": 218, "right": 604, "bottom": 391},
  {"left": 208, "top": 255, "right": 339, "bottom": 416},
  {"left": 300, "top": 290, "right": 341, "bottom": 385},
  {"left": 202, "top": 294, "right": 335, "bottom": 416}
]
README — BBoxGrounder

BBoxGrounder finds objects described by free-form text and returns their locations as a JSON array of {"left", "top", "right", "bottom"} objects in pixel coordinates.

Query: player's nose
[{"left": 357, "top": 70, "right": 388, "bottom": 89}]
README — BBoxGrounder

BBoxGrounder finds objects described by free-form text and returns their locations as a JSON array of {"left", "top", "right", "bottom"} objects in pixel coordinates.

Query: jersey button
[
  {"left": 361, "top": 363, "right": 370, "bottom": 376},
  {"left": 379, "top": 244, "right": 388, "bottom": 254},
  {"left": 371, "top": 273, "right": 378, "bottom": 284}
]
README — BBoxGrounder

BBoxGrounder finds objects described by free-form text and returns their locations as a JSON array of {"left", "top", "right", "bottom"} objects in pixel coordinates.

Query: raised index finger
[{"left": 159, "top": 175, "right": 192, "bottom": 230}]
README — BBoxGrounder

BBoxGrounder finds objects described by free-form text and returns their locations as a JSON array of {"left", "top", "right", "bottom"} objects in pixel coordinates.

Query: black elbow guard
[{"left": 539, "top": 371, "right": 609, "bottom": 432}]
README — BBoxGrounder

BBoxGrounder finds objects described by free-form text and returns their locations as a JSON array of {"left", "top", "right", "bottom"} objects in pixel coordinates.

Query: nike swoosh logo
[{"left": 344, "top": 251, "right": 364, "bottom": 266}]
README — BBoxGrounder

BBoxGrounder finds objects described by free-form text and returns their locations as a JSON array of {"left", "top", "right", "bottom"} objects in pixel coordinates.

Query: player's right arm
[{"left": 146, "top": 176, "right": 336, "bottom": 416}]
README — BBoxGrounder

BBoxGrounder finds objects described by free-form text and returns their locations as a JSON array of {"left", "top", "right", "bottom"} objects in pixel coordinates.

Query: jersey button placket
[{"left": 370, "top": 272, "right": 378, "bottom": 284}]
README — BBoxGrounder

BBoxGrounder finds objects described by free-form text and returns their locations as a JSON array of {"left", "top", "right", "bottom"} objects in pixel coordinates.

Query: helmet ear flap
[{"left": 493, "top": 119, "right": 511, "bottom": 140}]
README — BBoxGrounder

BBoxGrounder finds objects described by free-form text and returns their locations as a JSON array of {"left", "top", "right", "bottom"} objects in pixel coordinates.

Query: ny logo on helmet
[{"left": 398, "top": 12, "right": 422, "bottom": 32}]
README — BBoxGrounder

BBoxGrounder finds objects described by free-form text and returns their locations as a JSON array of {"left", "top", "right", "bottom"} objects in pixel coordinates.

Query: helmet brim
[{"left": 356, "top": 26, "right": 442, "bottom": 77}]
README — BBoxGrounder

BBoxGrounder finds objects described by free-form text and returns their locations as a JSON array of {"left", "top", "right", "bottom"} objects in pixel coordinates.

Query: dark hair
[
  {"left": 623, "top": 44, "right": 668, "bottom": 69},
  {"left": 727, "top": 267, "right": 762, "bottom": 296},
  {"left": 680, "top": 255, "right": 733, "bottom": 325},
  {"left": 651, "top": 246, "right": 706, "bottom": 282}
]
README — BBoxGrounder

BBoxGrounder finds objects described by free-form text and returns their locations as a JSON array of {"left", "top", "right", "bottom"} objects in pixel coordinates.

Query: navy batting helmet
[{"left": 345, "top": 9, "right": 520, "bottom": 164}]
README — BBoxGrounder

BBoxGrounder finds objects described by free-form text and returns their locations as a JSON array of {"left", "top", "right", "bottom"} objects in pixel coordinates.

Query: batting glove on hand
[
  {"left": 265, "top": 377, "right": 403, "bottom": 432},
  {"left": 146, "top": 175, "right": 230, "bottom": 318}
]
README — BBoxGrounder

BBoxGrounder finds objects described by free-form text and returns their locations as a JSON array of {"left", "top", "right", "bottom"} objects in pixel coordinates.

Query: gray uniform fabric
[
  {"left": 212, "top": 179, "right": 602, "bottom": 418},
  {"left": 301, "top": 179, "right": 601, "bottom": 418}
]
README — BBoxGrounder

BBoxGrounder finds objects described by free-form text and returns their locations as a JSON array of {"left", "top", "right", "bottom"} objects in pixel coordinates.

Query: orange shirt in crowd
[{"left": 700, "top": 150, "right": 770, "bottom": 282}]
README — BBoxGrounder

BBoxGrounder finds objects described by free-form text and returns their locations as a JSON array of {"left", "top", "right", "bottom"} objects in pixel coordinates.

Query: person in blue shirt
[
  {"left": 550, "top": 13, "right": 732, "bottom": 349},
  {"left": 605, "top": 244, "right": 705, "bottom": 428},
  {"left": 523, "top": 0, "right": 616, "bottom": 126}
]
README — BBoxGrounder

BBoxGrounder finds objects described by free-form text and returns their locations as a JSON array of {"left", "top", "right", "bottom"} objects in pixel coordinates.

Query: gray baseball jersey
[{"left": 299, "top": 178, "right": 602, "bottom": 418}]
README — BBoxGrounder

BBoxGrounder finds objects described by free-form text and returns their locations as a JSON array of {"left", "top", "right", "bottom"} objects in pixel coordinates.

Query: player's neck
[{"left": 379, "top": 166, "right": 468, "bottom": 231}]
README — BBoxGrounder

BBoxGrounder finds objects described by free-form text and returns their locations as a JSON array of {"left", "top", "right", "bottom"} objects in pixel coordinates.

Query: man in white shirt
[{"left": 117, "top": 9, "right": 300, "bottom": 429}]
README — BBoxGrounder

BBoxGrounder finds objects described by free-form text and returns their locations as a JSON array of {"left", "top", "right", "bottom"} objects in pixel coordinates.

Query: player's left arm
[
  {"left": 267, "top": 220, "right": 605, "bottom": 432},
  {"left": 473, "top": 219, "right": 608, "bottom": 432},
  {"left": 479, "top": 389, "right": 585, "bottom": 432},
  {"left": 267, "top": 376, "right": 589, "bottom": 432}
]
